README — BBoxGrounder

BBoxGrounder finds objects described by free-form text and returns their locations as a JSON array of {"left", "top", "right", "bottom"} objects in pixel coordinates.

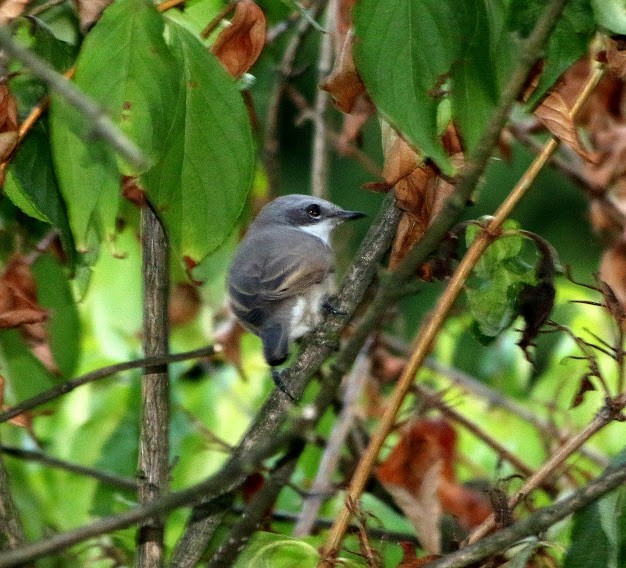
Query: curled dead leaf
[
  {"left": 212, "top": 0, "right": 266, "bottom": 79},
  {"left": 570, "top": 375, "right": 596, "bottom": 408},
  {"left": 74, "top": 0, "right": 114, "bottom": 32},
  {"left": 535, "top": 91, "right": 598, "bottom": 164},
  {"left": 0, "top": 84, "right": 19, "bottom": 162},
  {"left": 321, "top": 28, "right": 366, "bottom": 113},
  {"left": 600, "top": 241, "right": 626, "bottom": 322},
  {"left": 0, "top": 0, "right": 29, "bottom": 24}
]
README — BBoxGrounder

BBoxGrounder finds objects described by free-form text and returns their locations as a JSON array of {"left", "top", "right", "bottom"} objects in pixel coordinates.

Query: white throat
[{"left": 297, "top": 219, "right": 337, "bottom": 245}]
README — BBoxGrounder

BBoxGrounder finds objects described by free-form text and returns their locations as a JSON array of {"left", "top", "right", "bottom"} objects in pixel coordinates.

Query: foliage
[{"left": 0, "top": 0, "right": 625, "bottom": 567}]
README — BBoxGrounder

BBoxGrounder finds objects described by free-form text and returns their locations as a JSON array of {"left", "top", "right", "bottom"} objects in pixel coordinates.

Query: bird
[{"left": 227, "top": 194, "right": 365, "bottom": 400}]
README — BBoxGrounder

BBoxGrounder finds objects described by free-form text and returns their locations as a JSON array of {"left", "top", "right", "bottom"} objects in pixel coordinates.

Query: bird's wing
[{"left": 228, "top": 228, "right": 332, "bottom": 319}]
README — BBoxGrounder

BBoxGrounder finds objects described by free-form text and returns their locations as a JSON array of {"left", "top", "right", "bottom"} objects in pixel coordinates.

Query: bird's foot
[
  {"left": 322, "top": 296, "right": 346, "bottom": 316},
  {"left": 271, "top": 368, "right": 298, "bottom": 403}
]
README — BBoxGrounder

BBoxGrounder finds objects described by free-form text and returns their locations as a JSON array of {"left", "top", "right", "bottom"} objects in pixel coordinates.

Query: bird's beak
[{"left": 338, "top": 210, "right": 366, "bottom": 221}]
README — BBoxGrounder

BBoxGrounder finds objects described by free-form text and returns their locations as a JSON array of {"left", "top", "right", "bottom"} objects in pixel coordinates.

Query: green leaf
[
  {"left": 233, "top": 532, "right": 320, "bottom": 568},
  {"left": 3, "top": 121, "right": 75, "bottom": 257},
  {"left": 31, "top": 254, "right": 81, "bottom": 377},
  {"left": 592, "top": 0, "right": 626, "bottom": 34},
  {"left": 50, "top": 0, "right": 179, "bottom": 251},
  {"left": 450, "top": 0, "right": 509, "bottom": 151},
  {"left": 514, "top": 0, "right": 595, "bottom": 107},
  {"left": 91, "top": 379, "right": 141, "bottom": 516},
  {"left": 564, "top": 488, "right": 622, "bottom": 568},
  {"left": 49, "top": 97, "right": 120, "bottom": 252},
  {"left": 353, "top": 0, "right": 482, "bottom": 172},
  {"left": 501, "top": 539, "right": 540, "bottom": 568},
  {"left": 0, "top": 330, "right": 56, "bottom": 402},
  {"left": 143, "top": 21, "right": 255, "bottom": 263},
  {"left": 465, "top": 221, "right": 536, "bottom": 338}
]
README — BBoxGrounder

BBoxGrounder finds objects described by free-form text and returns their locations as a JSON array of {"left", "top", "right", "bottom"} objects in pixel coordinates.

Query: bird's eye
[{"left": 306, "top": 204, "right": 321, "bottom": 218}]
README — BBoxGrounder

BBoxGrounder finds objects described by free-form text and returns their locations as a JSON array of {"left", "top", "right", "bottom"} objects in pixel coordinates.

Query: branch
[
  {"left": 310, "top": 0, "right": 336, "bottom": 198},
  {"left": 0, "top": 26, "right": 146, "bottom": 171},
  {"left": 262, "top": 0, "right": 327, "bottom": 194},
  {"left": 206, "top": 440, "right": 305, "bottom": 568},
  {"left": 0, "top": 406, "right": 319, "bottom": 567},
  {"left": 425, "top": 462, "right": 626, "bottom": 568},
  {"left": 467, "top": 392, "right": 626, "bottom": 544},
  {"left": 0, "top": 346, "right": 217, "bottom": 424},
  {"left": 293, "top": 339, "right": 373, "bottom": 536},
  {"left": 0, "top": 446, "right": 137, "bottom": 492},
  {"left": 136, "top": 206, "right": 171, "bottom": 567},
  {"left": 318, "top": 1, "right": 576, "bottom": 560}
]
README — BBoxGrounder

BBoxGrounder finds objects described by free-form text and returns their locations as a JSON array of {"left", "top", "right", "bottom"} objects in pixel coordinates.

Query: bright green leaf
[
  {"left": 592, "top": 0, "right": 626, "bottom": 34},
  {"left": 31, "top": 253, "right": 81, "bottom": 377},
  {"left": 564, "top": 489, "right": 622, "bottom": 568},
  {"left": 143, "top": 20, "right": 255, "bottom": 263},
  {"left": 50, "top": 0, "right": 179, "bottom": 251},
  {"left": 3, "top": 121, "right": 75, "bottom": 257},
  {"left": 0, "top": 330, "right": 56, "bottom": 402},
  {"left": 353, "top": 0, "right": 481, "bottom": 171}
]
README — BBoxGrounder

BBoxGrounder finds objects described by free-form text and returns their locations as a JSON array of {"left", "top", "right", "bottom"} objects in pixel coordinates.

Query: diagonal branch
[
  {"left": 425, "top": 462, "right": 626, "bottom": 568},
  {"left": 318, "top": 0, "right": 575, "bottom": 561}
]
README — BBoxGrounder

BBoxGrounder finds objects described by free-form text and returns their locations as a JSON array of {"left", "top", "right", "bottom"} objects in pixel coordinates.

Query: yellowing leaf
[{"left": 535, "top": 92, "right": 598, "bottom": 164}]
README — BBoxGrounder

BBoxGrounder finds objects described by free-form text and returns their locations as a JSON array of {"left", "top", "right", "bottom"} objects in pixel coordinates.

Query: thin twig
[
  {"left": 310, "top": 0, "right": 336, "bottom": 198},
  {"left": 294, "top": 339, "right": 373, "bottom": 536},
  {"left": 200, "top": 1, "right": 236, "bottom": 39},
  {"left": 262, "top": 0, "right": 327, "bottom": 194},
  {"left": 0, "top": 27, "right": 146, "bottom": 170},
  {"left": 318, "top": 1, "right": 575, "bottom": 562},
  {"left": 412, "top": 385, "right": 538, "bottom": 481},
  {"left": 0, "top": 346, "right": 218, "bottom": 425},
  {"left": 0, "top": 446, "right": 137, "bottom": 491},
  {"left": 136, "top": 206, "right": 170, "bottom": 567},
  {"left": 422, "top": 356, "right": 610, "bottom": 468},
  {"left": 467, "top": 392, "right": 626, "bottom": 544},
  {"left": 285, "top": 84, "right": 382, "bottom": 179}
]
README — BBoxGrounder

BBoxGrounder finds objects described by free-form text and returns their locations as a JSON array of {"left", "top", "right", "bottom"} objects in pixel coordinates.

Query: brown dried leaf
[
  {"left": 0, "top": 256, "right": 48, "bottom": 330},
  {"left": 121, "top": 176, "right": 147, "bottom": 207},
  {"left": 169, "top": 283, "right": 201, "bottom": 327},
  {"left": 605, "top": 37, "right": 626, "bottom": 80},
  {"left": 214, "top": 317, "right": 246, "bottom": 370},
  {"left": 571, "top": 375, "right": 596, "bottom": 409},
  {"left": 600, "top": 242, "right": 626, "bottom": 319},
  {"left": 335, "top": 95, "right": 375, "bottom": 155},
  {"left": 0, "top": 0, "right": 29, "bottom": 24},
  {"left": 397, "top": 543, "right": 440, "bottom": 568},
  {"left": 321, "top": 28, "right": 366, "bottom": 113},
  {"left": 74, "top": 0, "right": 113, "bottom": 32},
  {"left": 535, "top": 92, "right": 598, "bottom": 164},
  {"left": 212, "top": 0, "right": 266, "bottom": 79},
  {"left": 382, "top": 465, "right": 443, "bottom": 554},
  {"left": 0, "top": 84, "right": 19, "bottom": 161}
]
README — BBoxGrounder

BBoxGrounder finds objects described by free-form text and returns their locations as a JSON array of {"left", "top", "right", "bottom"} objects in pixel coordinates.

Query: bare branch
[
  {"left": 136, "top": 206, "right": 171, "bottom": 567},
  {"left": 426, "top": 462, "right": 626, "bottom": 568},
  {"left": 0, "top": 459, "right": 26, "bottom": 554},
  {"left": 0, "top": 446, "right": 137, "bottom": 492},
  {"left": 0, "top": 26, "right": 146, "bottom": 170}
]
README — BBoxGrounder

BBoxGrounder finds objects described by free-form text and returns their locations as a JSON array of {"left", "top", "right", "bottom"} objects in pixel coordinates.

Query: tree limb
[
  {"left": 425, "top": 462, "right": 626, "bottom": 568},
  {"left": 136, "top": 206, "right": 171, "bottom": 567}
]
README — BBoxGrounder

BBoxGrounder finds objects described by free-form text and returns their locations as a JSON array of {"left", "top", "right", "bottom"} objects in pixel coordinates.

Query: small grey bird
[{"left": 228, "top": 194, "right": 365, "bottom": 398}]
